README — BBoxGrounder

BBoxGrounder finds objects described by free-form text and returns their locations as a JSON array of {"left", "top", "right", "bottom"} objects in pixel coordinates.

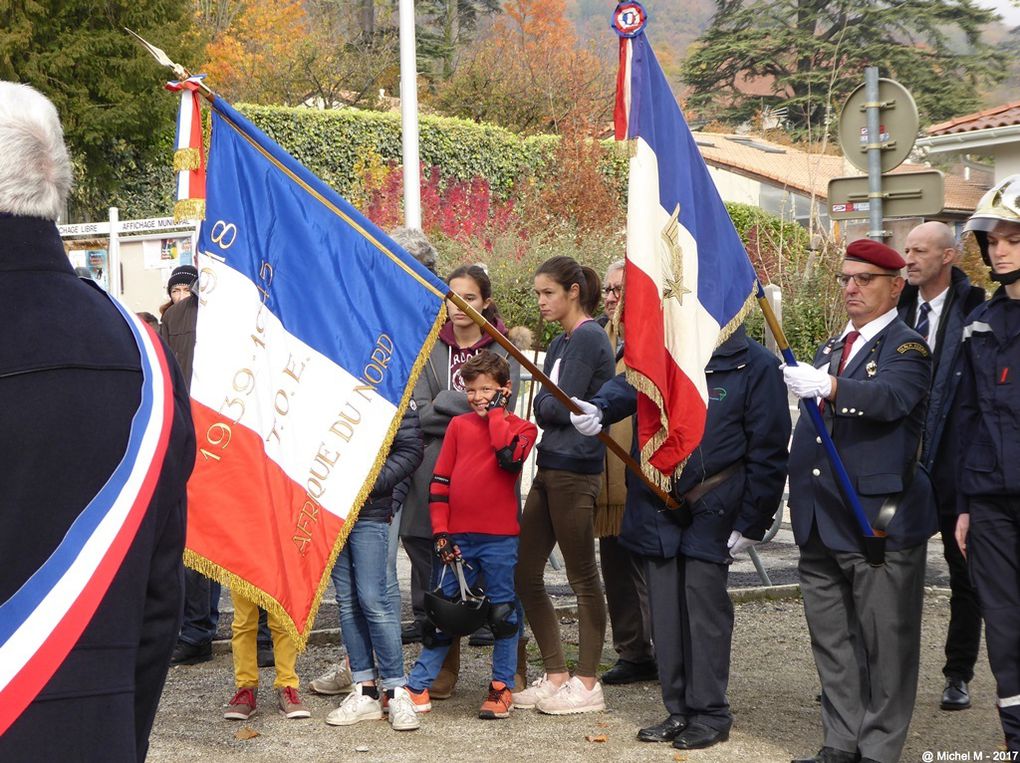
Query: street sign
[
  {"left": 838, "top": 78, "right": 919, "bottom": 173},
  {"left": 827, "top": 170, "right": 945, "bottom": 220}
]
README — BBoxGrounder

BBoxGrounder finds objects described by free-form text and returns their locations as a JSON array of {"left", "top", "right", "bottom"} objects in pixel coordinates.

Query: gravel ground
[{"left": 148, "top": 587, "right": 1004, "bottom": 763}]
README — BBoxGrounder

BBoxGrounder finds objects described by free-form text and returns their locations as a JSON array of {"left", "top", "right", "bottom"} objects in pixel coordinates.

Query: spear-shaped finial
[{"left": 126, "top": 28, "right": 213, "bottom": 98}]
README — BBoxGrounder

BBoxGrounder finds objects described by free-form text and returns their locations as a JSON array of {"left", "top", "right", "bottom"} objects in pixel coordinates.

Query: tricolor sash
[{"left": 0, "top": 297, "right": 175, "bottom": 735}]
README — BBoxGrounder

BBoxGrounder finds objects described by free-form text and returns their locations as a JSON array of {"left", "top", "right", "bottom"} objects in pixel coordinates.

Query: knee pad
[{"left": 487, "top": 601, "right": 518, "bottom": 639}]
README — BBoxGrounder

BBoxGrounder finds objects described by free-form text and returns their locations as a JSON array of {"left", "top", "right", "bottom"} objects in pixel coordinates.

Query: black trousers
[
  {"left": 967, "top": 496, "right": 1020, "bottom": 751},
  {"left": 938, "top": 511, "right": 981, "bottom": 681},
  {"left": 643, "top": 553, "right": 733, "bottom": 731},
  {"left": 599, "top": 535, "right": 654, "bottom": 664},
  {"left": 402, "top": 535, "right": 434, "bottom": 624}
]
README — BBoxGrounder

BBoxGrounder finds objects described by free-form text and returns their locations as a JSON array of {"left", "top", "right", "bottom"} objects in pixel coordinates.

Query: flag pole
[
  {"left": 755, "top": 282, "right": 884, "bottom": 559},
  {"left": 445, "top": 291, "right": 682, "bottom": 511},
  {"left": 127, "top": 29, "right": 216, "bottom": 102}
]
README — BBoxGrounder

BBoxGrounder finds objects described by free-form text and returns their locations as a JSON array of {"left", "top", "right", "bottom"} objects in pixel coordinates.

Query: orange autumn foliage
[{"left": 201, "top": 0, "right": 310, "bottom": 105}]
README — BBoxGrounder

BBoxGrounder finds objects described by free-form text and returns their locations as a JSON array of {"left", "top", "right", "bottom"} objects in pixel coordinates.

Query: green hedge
[{"left": 103, "top": 103, "right": 632, "bottom": 219}]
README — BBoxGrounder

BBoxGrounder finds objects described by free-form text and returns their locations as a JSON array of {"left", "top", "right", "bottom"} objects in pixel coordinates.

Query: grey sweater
[{"left": 533, "top": 320, "right": 615, "bottom": 474}]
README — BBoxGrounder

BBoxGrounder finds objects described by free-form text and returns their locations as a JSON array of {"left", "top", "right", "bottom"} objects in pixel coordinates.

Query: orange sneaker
[
  {"left": 479, "top": 681, "right": 513, "bottom": 720},
  {"left": 405, "top": 686, "right": 432, "bottom": 713}
]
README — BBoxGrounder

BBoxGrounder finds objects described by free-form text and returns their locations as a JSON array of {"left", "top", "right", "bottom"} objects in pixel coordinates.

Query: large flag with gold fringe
[
  {"left": 186, "top": 98, "right": 446, "bottom": 647},
  {"left": 613, "top": 1, "right": 757, "bottom": 487}
]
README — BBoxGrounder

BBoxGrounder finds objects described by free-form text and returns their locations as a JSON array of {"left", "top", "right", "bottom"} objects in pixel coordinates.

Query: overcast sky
[{"left": 984, "top": 0, "right": 1020, "bottom": 26}]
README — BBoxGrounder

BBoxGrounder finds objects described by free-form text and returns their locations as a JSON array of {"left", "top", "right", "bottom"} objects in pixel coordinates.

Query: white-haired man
[{"left": 0, "top": 82, "right": 195, "bottom": 761}]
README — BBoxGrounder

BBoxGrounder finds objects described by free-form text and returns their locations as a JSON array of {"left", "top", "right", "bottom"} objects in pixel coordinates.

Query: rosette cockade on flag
[
  {"left": 613, "top": 1, "right": 758, "bottom": 488},
  {"left": 186, "top": 99, "right": 447, "bottom": 648}
]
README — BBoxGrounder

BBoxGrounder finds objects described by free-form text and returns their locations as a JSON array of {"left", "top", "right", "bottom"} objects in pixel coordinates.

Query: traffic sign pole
[{"left": 864, "top": 67, "right": 886, "bottom": 241}]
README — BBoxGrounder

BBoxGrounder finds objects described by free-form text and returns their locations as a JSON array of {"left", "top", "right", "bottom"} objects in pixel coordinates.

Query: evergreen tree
[
  {"left": 0, "top": 0, "right": 199, "bottom": 215},
  {"left": 682, "top": 0, "right": 1003, "bottom": 136}
]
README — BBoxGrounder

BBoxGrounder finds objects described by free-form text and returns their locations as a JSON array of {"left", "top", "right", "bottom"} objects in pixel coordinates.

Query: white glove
[
  {"left": 782, "top": 363, "right": 832, "bottom": 399},
  {"left": 727, "top": 530, "right": 757, "bottom": 559},
  {"left": 569, "top": 397, "right": 603, "bottom": 436}
]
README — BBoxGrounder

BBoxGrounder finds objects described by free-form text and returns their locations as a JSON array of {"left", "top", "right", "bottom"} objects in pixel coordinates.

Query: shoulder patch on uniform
[{"left": 896, "top": 341, "right": 929, "bottom": 358}]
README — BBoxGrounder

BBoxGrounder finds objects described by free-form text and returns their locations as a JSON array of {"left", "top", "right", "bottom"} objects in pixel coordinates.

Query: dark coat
[
  {"left": 897, "top": 267, "right": 985, "bottom": 504},
  {"left": 955, "top": 288, "right": 1020, "bottom": 502},
  {"left": 592, "top": 328, "right": 791, "bottom": 563},
  {"left": 159, "top": 291, "right": 198, "bottom": 390},
  {"left": 788, "top": 316, "right": 937, "bottom": 552},
  {"left": 0, "top": 215, "right": 195, "bottom": 762},
  {"left": 358, "top": 405, "right": 423, "bottom": 523}
]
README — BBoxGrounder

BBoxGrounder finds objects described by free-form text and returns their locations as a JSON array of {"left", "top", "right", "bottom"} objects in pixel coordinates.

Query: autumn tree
[
  {"left": 417, "top": 0, "right": 501, "bottom": 79},
  {"left": 682, "top": 0, "right": 1004, "bottom": 135},
  {"left": 430, "top": 0, "right": 613, "bottom": 134}
]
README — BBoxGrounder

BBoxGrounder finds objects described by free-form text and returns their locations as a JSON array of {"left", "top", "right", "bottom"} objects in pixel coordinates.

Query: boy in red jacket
[{"left": 405, "top": 351, "right": 537, "bottom": 719}]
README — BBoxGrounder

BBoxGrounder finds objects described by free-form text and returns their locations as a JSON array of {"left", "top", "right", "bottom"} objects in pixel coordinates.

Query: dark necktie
[
  {"left": 915, "top": 302, "right": 931, "bottom": 341},
  {"left": 836, "top": 330, "right": 861, "bottom": 375}
]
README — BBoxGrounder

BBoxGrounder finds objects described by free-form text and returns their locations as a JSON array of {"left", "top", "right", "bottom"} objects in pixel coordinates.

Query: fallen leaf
[
  {"left": 234, "top": 727, "right": 259, "bottom": 741},
  {"left": 585, "top": 734, "right": 608, "bottom": 743},
  {"left": 596, "top": 721, "right": 610, "bottom": 728},
  {"left": 673, "top": 752, "right": 688, "bottom": 762}
]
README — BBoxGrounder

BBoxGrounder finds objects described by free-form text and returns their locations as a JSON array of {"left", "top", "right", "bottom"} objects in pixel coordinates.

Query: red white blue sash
[{"left": 0, "top": 298, "right": 175, "bottom": 735}]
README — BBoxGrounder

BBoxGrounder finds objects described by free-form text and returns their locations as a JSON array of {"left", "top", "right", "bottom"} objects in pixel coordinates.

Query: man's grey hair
[
  {"left": 390, "top": 227, "right": 437, "bottom": 274},
  {"left": 605, "top": 259, "right": 625, "bottom": 284},
  {"left": 0, "top": 82, "right": 73, "bottom": 221}
]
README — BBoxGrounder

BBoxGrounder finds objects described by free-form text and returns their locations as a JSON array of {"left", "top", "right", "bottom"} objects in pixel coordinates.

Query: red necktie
[{"left": 837, "top": 330, "right": 861, "bottom": 375}]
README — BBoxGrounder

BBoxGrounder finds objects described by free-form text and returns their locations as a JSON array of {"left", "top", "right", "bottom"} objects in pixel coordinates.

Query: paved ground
[{"left": 147, "top": 528, "right": 1004, "bottom": 763}]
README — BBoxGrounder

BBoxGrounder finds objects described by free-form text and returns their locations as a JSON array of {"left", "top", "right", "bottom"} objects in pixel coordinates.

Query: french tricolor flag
[
  {"left": 186, "top": 100, "right": 447, "bottom": 646},
  {"left": 613, "top": 2, "right": 757, "bottom": 486}
]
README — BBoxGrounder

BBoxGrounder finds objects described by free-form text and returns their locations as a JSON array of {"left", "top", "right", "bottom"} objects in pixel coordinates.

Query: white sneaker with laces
[
  {"left": 536, "top": 676, "right": 606, "bottom": 715},
  {"left": 388, "top": 687, "right": 421, "bottom": 731},
  {"left": 325, "top": 684, "right": 383, "bottom": 726},
  {"left": 309, "top": 664, "right": 354, "bottom": 695},
  {"left": 510, "top": 674, "right": 565, "bottom": 709}
]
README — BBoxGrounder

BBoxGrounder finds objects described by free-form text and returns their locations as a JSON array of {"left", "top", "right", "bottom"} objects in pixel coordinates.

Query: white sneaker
[
  {"left": 511, "top": 674, "right": 565, "bottom": 709},
  {"left": 388, "top": 687, "right": 421, "bottom": 731},
  {"left": 325, "top": 684, "right": 383, "bottom": 726},
  {"left": 309, "top": 664, "right": 354, "bottom": 695},
  {"left": 536, "top": 676, "right": 606, "bottom": 715}
]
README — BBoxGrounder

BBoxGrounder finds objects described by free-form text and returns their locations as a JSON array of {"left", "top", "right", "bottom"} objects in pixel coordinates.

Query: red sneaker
[
  {"left": 224, "top": 686, "right": 257, "bottom": 720},
  {"left": 405, "top": 686, "right": 432, "bottom": 713},
  {"left": 479, "top": 681, "right": 513, "bottom": 719}
]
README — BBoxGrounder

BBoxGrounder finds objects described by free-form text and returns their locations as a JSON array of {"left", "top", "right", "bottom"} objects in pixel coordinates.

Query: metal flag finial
[{"left": 125, "top": 28, "right": 213, "bottom": 98}]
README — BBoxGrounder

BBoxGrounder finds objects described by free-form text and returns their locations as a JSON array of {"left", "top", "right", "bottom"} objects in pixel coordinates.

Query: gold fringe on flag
[
  {"left": 173, "top": 197, "right": 205, "bottom": 222},
  {"left": 173, "top": 147, "right": 202, "bottom": 172}
]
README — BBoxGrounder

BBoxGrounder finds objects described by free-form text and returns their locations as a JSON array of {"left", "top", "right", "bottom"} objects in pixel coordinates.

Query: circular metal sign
[{"left": 838, "top": 78, "right": 919, "bottom": 173}]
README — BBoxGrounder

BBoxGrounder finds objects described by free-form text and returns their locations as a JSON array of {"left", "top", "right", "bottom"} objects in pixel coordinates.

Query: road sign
[
  {"left": 838, "top": 78, "right": 919, "bottom": 173},
  {"left": 827, "top": 171, "right": 945, "bottom": 220}
]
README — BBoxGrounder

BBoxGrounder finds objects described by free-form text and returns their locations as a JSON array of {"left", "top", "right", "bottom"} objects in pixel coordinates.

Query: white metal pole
[
  {"left": 108, "top": 206, "right": 121, "bottom": 295},
  {"left": 398, "top": 0, "right": 422, "bottom": 229}
]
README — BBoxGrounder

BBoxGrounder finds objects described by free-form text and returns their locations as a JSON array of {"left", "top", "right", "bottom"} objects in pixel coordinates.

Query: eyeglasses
[
  {"left": 835, "top": 272, "right": 899, "bottom": 288},
  {"left": 602, "top": 285, "right": 622, "bottom": 297}
]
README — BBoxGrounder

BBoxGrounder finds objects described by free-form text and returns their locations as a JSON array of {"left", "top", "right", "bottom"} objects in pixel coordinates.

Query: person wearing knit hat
[
  {"left": 785, "top": 239, "right": 937, "bottom": 763},
  {"left": 167, "top": 264, "right": 198, "bottom": 303}
]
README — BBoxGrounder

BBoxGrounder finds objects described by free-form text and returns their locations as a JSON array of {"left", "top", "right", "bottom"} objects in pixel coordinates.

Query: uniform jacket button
[{"left": 812, "top": 468, "right": 821, "bottom": 476}]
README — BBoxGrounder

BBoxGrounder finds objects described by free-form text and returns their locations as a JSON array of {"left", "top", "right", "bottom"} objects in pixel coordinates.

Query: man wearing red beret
[{"left": 784, "top": 239, "right": 938, "bottom": 763}]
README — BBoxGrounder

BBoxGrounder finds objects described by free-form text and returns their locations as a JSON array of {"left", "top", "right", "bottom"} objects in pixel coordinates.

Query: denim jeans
[
  {"left": 179, "top": 568, "right": 220, "bottom": 646},
  {"left": 387, "top": 508, "right": 403, "bottom": 623},
  {"left": 333, "top": 519, "right": 406, "bottom": 690},
  {"left": 408, "top": 533, "right": 519, "bottom": 689}
]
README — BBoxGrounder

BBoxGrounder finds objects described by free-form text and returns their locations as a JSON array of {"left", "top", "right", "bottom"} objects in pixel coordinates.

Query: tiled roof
[
  {"left": 693, "top": 132, "right": 987, "bottom": 213},
  {"left": 926, "top": 100, "right": 1020, "bottom": 135}
]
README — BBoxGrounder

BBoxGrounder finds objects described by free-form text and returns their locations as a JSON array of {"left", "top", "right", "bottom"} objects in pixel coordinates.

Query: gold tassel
[
  {"left": 173, "top": 147, "right": 201, "bottom": 172},
  {"left": 173, "top": 198, "right": 205, "bottom": 222},
  {"left": 594, "top": 503, "right": 627, "bottom": 538}
]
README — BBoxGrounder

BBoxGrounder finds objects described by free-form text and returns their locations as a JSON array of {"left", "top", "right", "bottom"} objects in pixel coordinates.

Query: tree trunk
[{"left": 361, "top": 0, "right": 375, "bottom": 38}]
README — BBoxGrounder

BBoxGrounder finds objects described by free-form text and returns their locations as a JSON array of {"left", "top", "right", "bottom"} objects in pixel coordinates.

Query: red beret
[{"left": 845, "top": 239, "right": 906, "bottom": 270}]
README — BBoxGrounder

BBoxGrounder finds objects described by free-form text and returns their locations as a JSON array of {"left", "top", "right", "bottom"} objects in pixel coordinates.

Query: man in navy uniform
[
  {"left": 898, "top": 221, "right": 985, "bottom": 711},
  {"left": 571, "top": 325, "right": 790, "bottom": 751},
  {"left": 784, "top": 239, "right": 937, "bottom": 763},
  {"left": 0, "top": 82, "right": 195, "bottom": 761}
]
